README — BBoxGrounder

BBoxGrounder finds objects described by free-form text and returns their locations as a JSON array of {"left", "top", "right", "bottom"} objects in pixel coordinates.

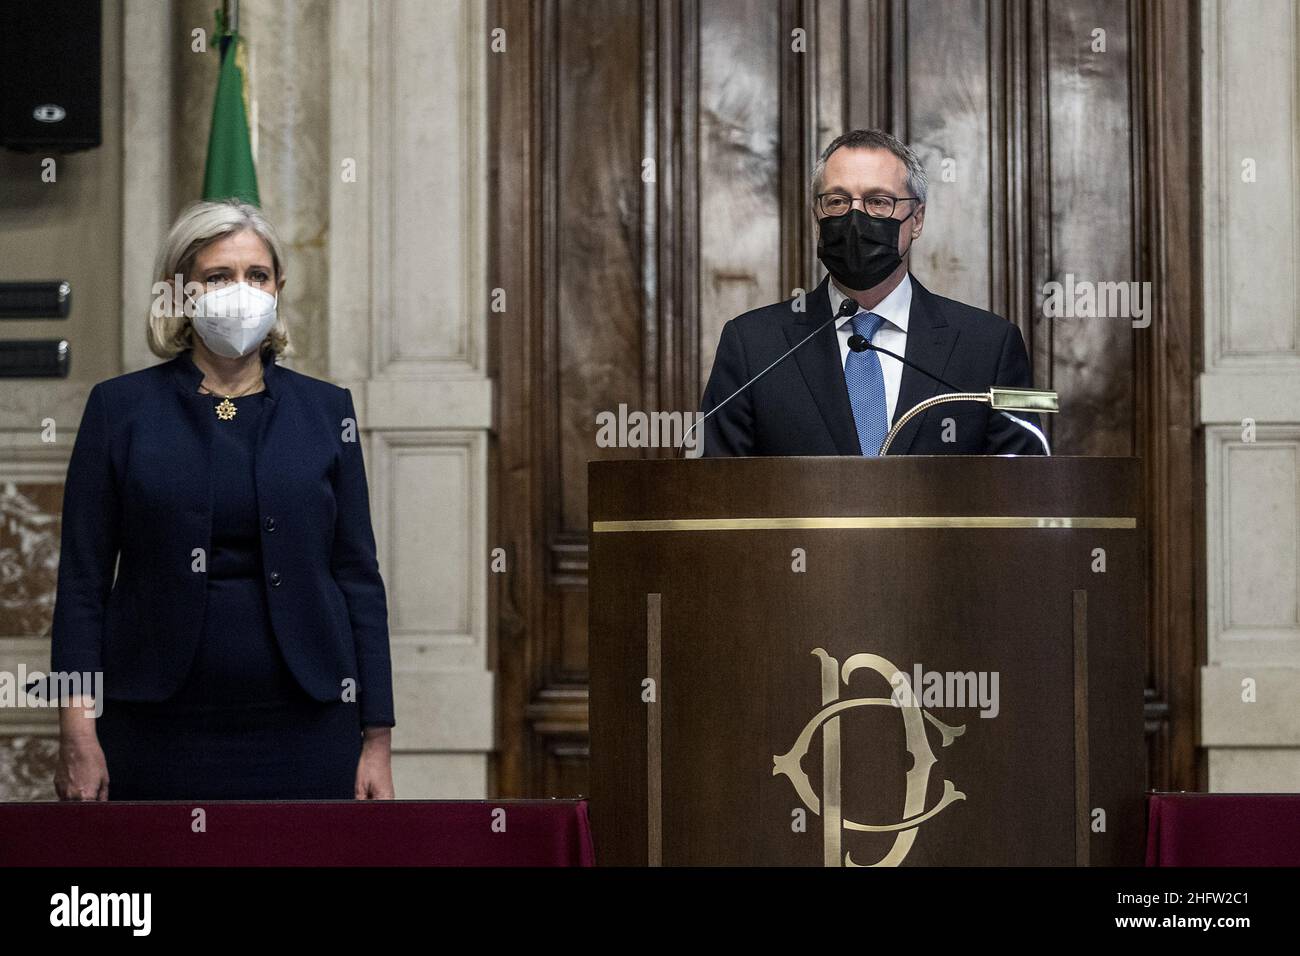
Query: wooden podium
[{"left": 588, "top": 457, "right": 1145, "bottom": 866}]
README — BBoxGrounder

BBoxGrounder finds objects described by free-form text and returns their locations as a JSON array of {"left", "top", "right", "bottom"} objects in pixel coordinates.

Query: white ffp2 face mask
[{"left": 189, "top": 282, "right": 278, "bottom": 359}]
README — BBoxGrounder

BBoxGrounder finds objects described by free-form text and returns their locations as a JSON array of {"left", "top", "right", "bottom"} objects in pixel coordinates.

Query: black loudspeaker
[
  {"left": 0, "top": 0, "right": 102, "bottom": 152},
  {"left": 0, "top": 281, "right": 73, "bottom": 319},
  {"left": 0, "top": 341, "right": 71, "bottom": 378}
]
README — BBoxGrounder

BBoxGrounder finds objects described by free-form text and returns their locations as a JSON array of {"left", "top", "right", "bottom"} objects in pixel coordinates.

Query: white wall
[
  {"left": 1200, "top": 0, "right": 1300, "bottom": 790},
  {"left": 327, "top": 0, "right": 494, "bottom": 796}
]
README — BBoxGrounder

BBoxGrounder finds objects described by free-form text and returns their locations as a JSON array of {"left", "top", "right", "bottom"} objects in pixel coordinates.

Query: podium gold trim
[{"left": 593, "top": 515, "right": 1136, "bottom": 533}]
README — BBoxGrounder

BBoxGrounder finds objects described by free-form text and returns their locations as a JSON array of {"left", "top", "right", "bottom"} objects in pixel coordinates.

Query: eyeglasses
[{"left": 816, "top": 193, "right": 920, "bottom": 218}]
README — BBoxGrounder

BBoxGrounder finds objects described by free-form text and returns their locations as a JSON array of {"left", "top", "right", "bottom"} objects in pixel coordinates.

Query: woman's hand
[
  {"left": 355, "top": 726, "right": 394, "bottom": 799},
  {"left": 55, "top": 698, "right": 109, "bottom": 801}
]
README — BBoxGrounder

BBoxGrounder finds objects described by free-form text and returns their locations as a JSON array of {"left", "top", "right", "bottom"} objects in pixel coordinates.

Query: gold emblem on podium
[{"left": 773, "top": 649, "right": 967, "bottom": 867}]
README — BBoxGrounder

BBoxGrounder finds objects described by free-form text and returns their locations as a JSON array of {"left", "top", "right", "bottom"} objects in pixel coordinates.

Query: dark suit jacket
[
  {"left": 701, "top": 274, "right": 1043, "bottom": 457},
  {"left": 48, "top": 347, "right": 395, "bottom": 728}
]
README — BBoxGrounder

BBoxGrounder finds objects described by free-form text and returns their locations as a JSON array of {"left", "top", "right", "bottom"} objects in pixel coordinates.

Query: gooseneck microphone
[
  {"left": 681, "top": 296, "right": 859, "bottom": 457},
  {"left": 846, "top": 333, "right": 961, "bottom": 392},
  {"left": 847, "top": 334, "right": 1052, "bottom": 455}
]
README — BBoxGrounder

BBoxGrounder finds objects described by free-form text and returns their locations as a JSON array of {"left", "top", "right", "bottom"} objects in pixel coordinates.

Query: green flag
[{"left": 202, "top": 15, "right": 259, "bottom": 205}]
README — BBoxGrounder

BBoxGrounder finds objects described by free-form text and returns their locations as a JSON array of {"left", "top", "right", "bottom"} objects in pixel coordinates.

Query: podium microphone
[
  {"left": 847, "top": 333, "right": 1054, "bottom": 456},
  {"left": 681, "top": 296, "right": 858, "bottom": 457},
  {"left": 847, "top": 333, "right": 961, "bottom": 392}
]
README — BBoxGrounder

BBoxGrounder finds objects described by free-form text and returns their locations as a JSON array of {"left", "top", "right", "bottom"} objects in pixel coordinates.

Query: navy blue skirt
[{"left": 97, "top": 576, "right": 362, "bottom": 801}]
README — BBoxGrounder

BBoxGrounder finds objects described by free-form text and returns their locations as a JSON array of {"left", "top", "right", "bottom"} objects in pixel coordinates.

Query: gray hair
[
  {"left": 810, "top": 129, "right": 928, "bottom": 206},
  {"left": 146, "top": 198, "right": 294, "bottom": 360}
]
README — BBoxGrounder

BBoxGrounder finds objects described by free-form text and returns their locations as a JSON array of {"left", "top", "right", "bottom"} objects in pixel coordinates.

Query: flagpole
[{"left": 203, "top": 0, "right": 259, "bottom": 204}]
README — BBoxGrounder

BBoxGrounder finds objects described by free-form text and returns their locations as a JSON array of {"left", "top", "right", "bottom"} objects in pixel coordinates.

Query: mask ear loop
[
  {"left": 897, "top": 202, "right": 923, "bottom": 252},
  {"left": 258, "top": 288, "right": 279, "bottom": 323}
]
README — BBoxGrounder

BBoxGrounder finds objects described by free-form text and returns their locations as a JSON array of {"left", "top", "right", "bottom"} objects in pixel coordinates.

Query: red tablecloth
[
  {"left": 0, "top": 800, "right": 595, "bottom": 867},
  {"left": 1147, "top": 792, "right": 1300, "bottom": 866}
]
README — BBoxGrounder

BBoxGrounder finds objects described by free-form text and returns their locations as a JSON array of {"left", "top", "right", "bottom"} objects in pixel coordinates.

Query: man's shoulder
[
  {"left": 915, "top": 281, "right": 1014, "bottom": 336},
  {"left": 722, "top": 279, "right": 1023, "bottom": 339},
  {"left": 734, "top": 293, "right": 806, "bottom": 324},
  {"left": 729, "top": 288, "right": 816, "bottom": 332}
]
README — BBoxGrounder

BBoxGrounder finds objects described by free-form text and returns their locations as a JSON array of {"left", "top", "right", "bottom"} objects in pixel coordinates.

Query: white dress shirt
[{"left": 828, "top": 273, "right": 912, "bottom": 425}]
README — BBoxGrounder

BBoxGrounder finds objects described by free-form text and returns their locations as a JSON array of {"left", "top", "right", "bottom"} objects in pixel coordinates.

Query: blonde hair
[{"left": 146, "top": 198, "right": 295, "bottom": 360}]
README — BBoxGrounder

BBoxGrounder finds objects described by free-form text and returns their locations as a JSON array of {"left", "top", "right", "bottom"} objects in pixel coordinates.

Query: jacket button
[
  {"left": 269, "top": 571, "right": 282, "bottom": 587},
  {"left": 264, "top": 516, "right": 277, "bottom": 532}
]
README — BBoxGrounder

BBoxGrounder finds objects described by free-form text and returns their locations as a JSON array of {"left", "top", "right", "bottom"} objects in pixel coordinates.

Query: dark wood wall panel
[
  {"left": 491, "top": 0, "right": 1202, "bottom": 800},
  {"left": 697, "top": 0, "right": 784, "bottom": 385},
  {"left": 546, "top": 0, "right": 649, "bottom": 796},
  {"left": 553, "top": 0, "right": 646, "bottom": 529},
  {"left": 1043, "top": 0, "right": 1136, "bottom": 457},
  {"left": 844, "top": 0, "right": 897, "bottom": 131},
  {"left": 902, "top": 0, "right": 994, "bottom": 311},
  {"left": 547, "top": 2, "right": 647, "bottom": 752},
  {"left": 1133, "top": 0, "right": 1202, "bottom": 792}
]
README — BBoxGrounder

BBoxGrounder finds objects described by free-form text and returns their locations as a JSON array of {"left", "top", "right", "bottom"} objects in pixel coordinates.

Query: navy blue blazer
[
  {"left": 48, "top": 347, "right": 395, "bottom": 728},
  {"left": 701, "top": 274, "right": 1043, "bottom": 457}
]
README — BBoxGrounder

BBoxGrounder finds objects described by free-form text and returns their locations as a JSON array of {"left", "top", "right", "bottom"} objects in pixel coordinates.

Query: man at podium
[{"left": 701, "top": 128, "right": 1043, "bottom": 458}]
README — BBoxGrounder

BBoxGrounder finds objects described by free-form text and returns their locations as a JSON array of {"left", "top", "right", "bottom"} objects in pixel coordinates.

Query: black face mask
[{"left": 816, "top": 207, "right": 914, "bottom": 291}]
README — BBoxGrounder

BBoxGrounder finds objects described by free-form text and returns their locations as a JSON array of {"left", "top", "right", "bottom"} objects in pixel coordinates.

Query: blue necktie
[{"left": 844, "top": 311, "right": 889, "bottom": 456}]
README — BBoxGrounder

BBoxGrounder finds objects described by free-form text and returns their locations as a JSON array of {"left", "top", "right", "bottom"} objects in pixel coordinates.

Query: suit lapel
[
  {"left": 170, "top": 351, "right": 218, "bottom": 526},
  {"left": 786, "top": 276, "right": 862, "bottom": 455},
  {"left": 889, "top": 276, "right": 960, "bottom": 455}
]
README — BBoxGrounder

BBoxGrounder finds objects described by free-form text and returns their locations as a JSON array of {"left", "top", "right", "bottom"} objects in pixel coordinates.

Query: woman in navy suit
[{"left": 50, "top": 199, "right": 396, "bottom": 800}]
